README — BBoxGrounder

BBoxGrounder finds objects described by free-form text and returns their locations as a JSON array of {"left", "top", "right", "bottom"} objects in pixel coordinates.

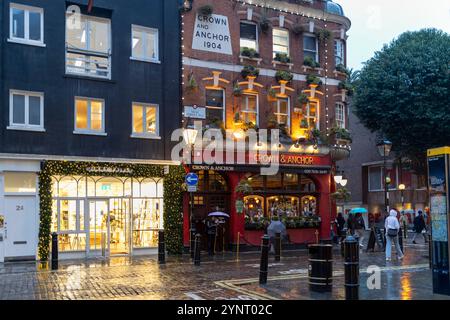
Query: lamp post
[
  {"left": 183, "top": 128, "right": 199, "bottom": 257},
  {"left": 377, "top": 140, "right": 393, "bottom": 214},
  {"left": 398, "top": 183, "right": 406, "bottom": 210}
]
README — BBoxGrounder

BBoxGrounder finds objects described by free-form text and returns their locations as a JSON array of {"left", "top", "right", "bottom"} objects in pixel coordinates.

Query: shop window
[
  {"left": 96, "top": 177, "right": 124, "bottom": 197},
  {"left": 301, "top": 196, "right": 317, "bottom": 216},
  {"left": 335, "top": 102, "right": 346, "bottom": 129},
  {"left": 244, "top": 195, "right": 264, "bottom": 220},
  {"left": 241, "top": 94, "right": 258, "bottom": 125},
  {"left": 267, "top": 196, "right": 300, "bottom": 218},
  {"left": 272, "top": 28, "right": 289, "bottom": 58},
  {"left": 132, "top": 199, "right": 162, "bottom": 248},
  {"left": 132, "top": 103, "right": 159, "bottom": 138},
  {"left": 205, "top": 89, "right": 225, "bottom": 128},
  {"left": 305, "top": 101, "right": 319, "bottom": 129},
  {"left": 273, "top": 97, "right": 290, "bottom": 130},
  {"left": 141, "top": 179, "right": 157, "bottom": 197},
  {"left": 303, "top": 34, "right": 318, "bottom": 63},
  {"left": 74, "top": 97, "right": 105, "bottom": 134},
  {"left": 334, "top": 39, "right": 345, "bottom": 67},
  {"left": 240, "top": 22, "right": 258, "bottom": 52},
  {"left": 9, "top": 90, "right": 44, "bottom": 131},
  {"left": 4, "top": 172, "right": 36, "bottom": 193},
  {"left": 52, "top": 199, "right": 86, "bottom": 252},
  {"left": 9, "top": 3, "right": 44, "bottom": 46},
  {"left": 131, "top": 25, "right": 159, "bottom": 63},
  {"left": 66, "top": 14, "right": 111, "bottom": 79}
]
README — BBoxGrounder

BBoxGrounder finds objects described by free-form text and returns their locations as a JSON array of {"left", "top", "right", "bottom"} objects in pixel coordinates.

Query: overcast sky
[{"left": 337, "top": 0, "right": 450, "bottom": 70}]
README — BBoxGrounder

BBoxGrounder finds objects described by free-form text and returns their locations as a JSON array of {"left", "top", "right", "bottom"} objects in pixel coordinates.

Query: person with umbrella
[{"left": 206, "top": 211, "right": 230, "bottom": 255}]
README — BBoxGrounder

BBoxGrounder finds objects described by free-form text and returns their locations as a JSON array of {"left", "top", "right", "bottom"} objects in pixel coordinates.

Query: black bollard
[
  {"left": 190, "top": 227, "right": 196, "bottom": 259},
  {"left": 428, "top": 234, "right": 432, "bottom": 269},
  {"left": 259, "top": 235, "right": 270, "bottom": 285},
  {"left": 274, "top": 232, "right": 281, "bottom": 262},
  {"left": 194, "top": 234, "right": 201, "bottom": 266},
  {"left": 51, "top": 232, "right": 58, "bottom": 270},
  {"left": 344, "top": 236, "right": 359, "bottom": 300},
  {"left": 308, "top": 244, "right": 333, "bottom": 292},
  {"left": 158, "top": 230, "right": 165, "bottom": 265}
]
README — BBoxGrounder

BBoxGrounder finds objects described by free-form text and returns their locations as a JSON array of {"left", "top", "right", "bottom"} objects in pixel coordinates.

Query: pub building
[{"left": 181, "top": 0, "right": 352, "bottom": 250}]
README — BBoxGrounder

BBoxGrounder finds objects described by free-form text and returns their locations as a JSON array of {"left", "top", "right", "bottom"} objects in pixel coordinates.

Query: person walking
[
  {"left": 412, "top": 210, "right": 428, "bottom": 244},
  {"left": 399, "top": 211, "right": 408, "bottom": 239},
  {"left": 346, "top": 213, "right": 356, "bottom": 236},
  {"left": 355, "top": 213, "right": 366, "bottom": 248},
  {"left": 385, "top": 209, "right": 404, "bottom": 261},
  {"left": 335, "top": 212, "right": 346, "bottom": 243}
]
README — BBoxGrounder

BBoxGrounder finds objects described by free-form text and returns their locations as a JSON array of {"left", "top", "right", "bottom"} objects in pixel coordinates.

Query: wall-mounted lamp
[{"left": 181, "top": 0, "right": 193, "bottom": 12}]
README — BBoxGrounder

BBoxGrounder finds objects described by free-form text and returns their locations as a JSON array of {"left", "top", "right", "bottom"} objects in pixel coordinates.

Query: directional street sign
[{"left": 185, "top": 173, "right": 199, "bottom": 187}]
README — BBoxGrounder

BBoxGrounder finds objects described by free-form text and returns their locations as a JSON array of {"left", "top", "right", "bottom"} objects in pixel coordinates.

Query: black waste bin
[{"left": 308, "top": 244, "right": 333, "bottom": 292}]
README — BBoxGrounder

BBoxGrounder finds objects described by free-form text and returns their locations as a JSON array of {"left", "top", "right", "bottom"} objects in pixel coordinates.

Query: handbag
[{"left": 387, "top": 228, "right": 398, "bottom": 237}]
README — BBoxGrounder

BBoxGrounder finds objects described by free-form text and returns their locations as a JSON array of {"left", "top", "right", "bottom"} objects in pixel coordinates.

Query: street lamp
[
  {"left": 377, "top": 140, "right": 392, "bottom": 214},
  {"left": 398, "top": 183, "right": 406, "bottom": 209},
  {"left": 183, "top": 128, "right": 198, "bottom": 258}
]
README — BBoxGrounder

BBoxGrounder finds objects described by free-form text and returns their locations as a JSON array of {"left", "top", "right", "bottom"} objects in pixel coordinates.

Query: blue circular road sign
[{"left": 185, "top": 173, "right": 199, "bottom": 186}]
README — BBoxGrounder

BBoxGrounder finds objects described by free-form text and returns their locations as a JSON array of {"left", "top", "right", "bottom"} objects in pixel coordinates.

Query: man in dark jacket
[
  {"left": 206, "top": 218, "right": 218, "bottom": 255},
  {"left": 412, "top": 211, "right": 428, "bottom": 244}
]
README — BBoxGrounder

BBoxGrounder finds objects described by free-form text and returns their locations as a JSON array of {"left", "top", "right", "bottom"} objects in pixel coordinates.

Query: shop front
[{"left": 182, "top": 153, "right": 335, "bottom": 251}]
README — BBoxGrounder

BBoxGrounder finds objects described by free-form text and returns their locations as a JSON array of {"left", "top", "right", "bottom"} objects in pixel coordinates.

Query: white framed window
[
  {"left": 335, "top": 102, "right": 346, "bottom": 129},
  {"left": 66, "top": 14, "right": 111, "bottom": 79},
  {"left": 8, "top": 90, "right": 44, "bottom": 131},
  {"left": 274, "top": 97, "right": 290, "bottom": 130},
  {"left": 272, "top": 28, "right": 289, "bottom": 58},
  {"left": 334, "top": 39, "right": 345, "bottom": 67},
  {"left": 240, "top": 21, "right": 258, "bottom": 52},
  {"left": 74, "top": 97, "right": 105, "bottom": 135},
  {"left": 132, "top": 103, "right": 160, "bottom": 139},
  {"left": 205, "top": 89, "right": 225, "bottom": 127},
  {"left": 9, "top": 3, "right": 44, "bottom": 46},
  {"left": 305, "top": 100, "right": 319, "bottom": 130},
  {"left": 303, "top": 34, "right": 318, "bottom": 63},
  {"left": 131, "top": 25, "right": 159, "bottom": 63},
  {"left": 241, "top": 94, "right": 258, "bottom": 126}
]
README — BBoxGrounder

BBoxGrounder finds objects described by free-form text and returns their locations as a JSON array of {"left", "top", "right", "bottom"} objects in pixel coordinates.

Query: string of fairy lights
[{"left": 181, "top": 0, "right": 350, "bottom": 147}]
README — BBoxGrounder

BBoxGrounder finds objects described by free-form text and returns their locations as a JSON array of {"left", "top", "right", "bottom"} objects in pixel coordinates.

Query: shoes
[
  {"left": 386, "top": 257, "right": 391, "bottom": 261},
  {"left": 398, "top": 255, "right": 404, "bottom": 260}
]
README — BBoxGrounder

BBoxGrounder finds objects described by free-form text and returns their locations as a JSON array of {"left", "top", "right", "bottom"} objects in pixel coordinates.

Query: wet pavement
[{"left": 0, "top": 238, "right": 448, "bottom": 300}]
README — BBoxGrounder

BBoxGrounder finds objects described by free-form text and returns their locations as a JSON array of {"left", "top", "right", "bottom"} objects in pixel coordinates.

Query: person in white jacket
[{"left": 385, "top": 209, "right": 404, "bottom": 261}]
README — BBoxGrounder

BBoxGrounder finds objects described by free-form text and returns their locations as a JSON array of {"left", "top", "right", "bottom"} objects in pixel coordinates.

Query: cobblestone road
[{"left": 0, "top": 240, "right": 448, "bottom": 300}]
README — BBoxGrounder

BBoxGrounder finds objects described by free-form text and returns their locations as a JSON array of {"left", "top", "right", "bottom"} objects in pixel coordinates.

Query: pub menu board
[{"left": 428, "top": 154, "right": 450, "bottom": 295}]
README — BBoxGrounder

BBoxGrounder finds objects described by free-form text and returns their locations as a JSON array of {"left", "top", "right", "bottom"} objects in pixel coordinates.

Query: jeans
[
  {"left": 412, "top": 232, "right": 428, "bottom": 243},
  {"left": 386, "top": 235, "right": 403, "bottom": 259}
]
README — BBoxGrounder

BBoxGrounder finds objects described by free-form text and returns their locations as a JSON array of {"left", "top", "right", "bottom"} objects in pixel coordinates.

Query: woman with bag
[{"left": 385, "top": 209, "right": 404, "bottom": 261}]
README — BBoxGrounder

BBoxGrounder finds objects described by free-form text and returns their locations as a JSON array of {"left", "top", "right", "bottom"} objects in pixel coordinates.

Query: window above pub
[
  {"left": 9, "top": 3, "right": 44, "bottom": 47},
  {"left": 240, "top": 22, "right": 258, "bottom": 52},
  {"left": 131, "top": 25, "right": 159, "bottom": 63},
  {"left": 66, "top": 14, "right": 111, "bottom": 79}
]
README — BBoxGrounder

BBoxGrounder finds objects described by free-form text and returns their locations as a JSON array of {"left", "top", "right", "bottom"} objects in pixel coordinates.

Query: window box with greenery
[
  {"left": 315, "top": 29, "right": 332, "bottom": 43},
  {"left": 241, "top": 65, "right": 260, "bottom": 79},
  {"left": 185, "top": 73, "right": 198, "bottom": 94},
  {"left": 334, "top": 63, "right": 350, "bottom": 77},
  {"left": 197, "top": 4, "right": 213, "bottom": 16},
  {"left": 275, "top": 70, "right": 294, "bottom": 83},
  {"left": 306, "top": 74, "right": 322, "bottom": 86},
  {"left": 330, "top": 127, "right": 352, "bottom": 146},
  {"left": 303, "top": 56, "right": 321, "bottom": 69},
  {"left": 233, "top": 83, "right": 243, "bottom": 97},
  {"left": 338, "top": 80, "right": 354, "bottom": 99},
  {"left": 273, "top": 53, "right": 293, "bottom": 69},
  {"left": 239, "top": 47, "right": 262, "bottom": 64}
]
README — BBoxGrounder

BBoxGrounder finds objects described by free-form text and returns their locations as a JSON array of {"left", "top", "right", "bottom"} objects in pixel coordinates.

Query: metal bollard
[
  {"left": 194, "top": 234, "right": 201, "bottom": 266},
  {"left": 158, "top": 230, "right": 165, "bottom": 265},
  {"left": 190, "top": 228, "right": 196, "bottom": 259},
  {"left": 344, "top": 236, "right": 359, "bottom": 300},
  {"left": 274, "top": 232, "right": 281, "bottom": 262},
  {"left": 259, "top": 235, "right": 270, "bottom": 285},
  {"left": 308, "top": 244, "right": 333, "bottom": 292},
  {"left": 51, "top": 232, "right": 58, "bottom": 270}
]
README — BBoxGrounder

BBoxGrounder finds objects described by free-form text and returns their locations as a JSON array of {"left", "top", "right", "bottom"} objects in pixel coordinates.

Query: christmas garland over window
[{"left": 38, "top": 160, "right": 185, "bottom": 260}]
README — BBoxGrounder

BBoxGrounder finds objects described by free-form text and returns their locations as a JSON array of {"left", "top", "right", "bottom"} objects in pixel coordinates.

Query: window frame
[
  {"left": 303, "top": 33, "right": 319, "bottom": 63},
  {"left": 65, "top": 14, "right": 112, "bottom": 79},
  {"left": 8, "top": 89, "right": 45, "bottom": 132},
  {"left": 274, "top": 97, "right": 290, "bottom": 131},
  {"left": 368, "top": 166, "right": 383, "bottom": 192},
  {"left": 73, "top": 96, "right": 106, "bottom": 136},
  {"left": 334, "top": 39, "right": 345, "bottom": 67},
  {"left": 272, "top": 27, "right": 290, "bottom": 58},
  {"left": 9, "top": 2, "right": 45, "bottom": 47},
  {"left": 239, "top": 21, "right": 258, "bottom": 52},
  {"left": 131, "top": 102, "right": 161, "bottom": 139},
  {"left": 335, "top": 102, "right": 346, "bottom": 129},
  {"left": 305, "top": 100, "right": 320, "bottom": 130},
  {"left": 205, "top": 88, "right": 226, "bottom": 126},
  {"left": 241, "top": 93, "right": 259, "bottom": 126},
  {"left": 131, "top": 25, "right": 160, "bottom": 63}
]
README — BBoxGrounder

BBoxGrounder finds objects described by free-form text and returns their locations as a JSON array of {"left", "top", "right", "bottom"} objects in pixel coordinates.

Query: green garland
[{"left": 38, "top": 160, "right": 185, "bottom": 260}]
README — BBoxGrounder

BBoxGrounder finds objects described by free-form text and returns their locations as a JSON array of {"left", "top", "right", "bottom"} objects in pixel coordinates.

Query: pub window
[
  {"left": 334, "top": 39, "right": 345, "bottom": 67},
  {"left": 273, "top": 97, "right": 290, "bottom": 130},
  {"left": 301, "top": 196, "right": 317, "bottom": 216},
  {"left": 272, "top": 28, "right": 289, "bottom": 58},
  {"left": 244, "top": 195, "right": 264, "bottom": 219},
  {"left": 66, "top": 14, "right": 111, "bottom": 79},
  {"left": 247, "top": 175, "right": 264, "bottom": 191},
  {"left": 132, "top": 103, "right": 159, "bottom": 138},
  {"left": 9, "top": 3, "right": 44, "bottom": 46},
  {"left": 240, "top": 22, "right": 258, "bottom": 52},
  {"left": 284, "top": 173, "right": 300, "bottom": 191},
  {"left": 335, "top": 102, "right": 346, "bottom": 129},
  {"left": 303, "top": 34, "right": 318, "bottom": 63},
  {"left": 205, "top": 89, "right": 225, "bottom": 128},
  {"left": 241, "top": 94, "right": 258, "bottom": 125},
  {"left": 74, "top": 97, "right": 105, "bottom": 134},
  {"left": 305, "top": 100, "right": 319, "bottom": 129}
]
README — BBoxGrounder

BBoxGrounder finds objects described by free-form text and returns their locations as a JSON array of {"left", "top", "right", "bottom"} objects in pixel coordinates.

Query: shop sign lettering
[
  {"left": 192, "top": 14, "right": 232, "bottom": 55},
  {"left": 253, "top": 154, "right": 316, "bottom": 166},
  {"left": 86, "top": 167, "right": 133, "bottom": 174}
]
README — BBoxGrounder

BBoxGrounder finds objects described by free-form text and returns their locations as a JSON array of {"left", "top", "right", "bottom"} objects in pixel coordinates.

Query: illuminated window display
[{"left": 51, "top": 175, "right": 163, "bottom": 255}]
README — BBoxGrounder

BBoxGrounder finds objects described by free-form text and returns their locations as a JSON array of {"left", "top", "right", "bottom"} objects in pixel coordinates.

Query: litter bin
[{"left": 308, "top": 244, "right": 333, "bottom": 292}]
